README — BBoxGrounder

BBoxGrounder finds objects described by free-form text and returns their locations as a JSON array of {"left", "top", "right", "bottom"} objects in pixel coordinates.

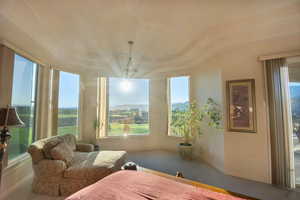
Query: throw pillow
[
  {"left": 50, "top": 142, "right": 74, "bottom": 166},
  {"left": 61, "top": 134, "right": 76, "bottom": 151},
  {"left": 43, "top": 137, "right": 63, "bottom": 159}
]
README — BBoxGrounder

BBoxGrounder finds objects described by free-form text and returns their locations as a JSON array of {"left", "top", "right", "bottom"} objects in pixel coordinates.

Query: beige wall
[
  {"left": 79, "top": 32, "right": 300, "bottom": 185},
  {"left": 190, "top": 68, "right": 225, "bottom": 172}
]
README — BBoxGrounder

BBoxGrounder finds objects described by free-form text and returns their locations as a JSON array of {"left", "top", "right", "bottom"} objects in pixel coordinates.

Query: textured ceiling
[{"left": 0, "top": 0, "right": 299, "bottom": 76}]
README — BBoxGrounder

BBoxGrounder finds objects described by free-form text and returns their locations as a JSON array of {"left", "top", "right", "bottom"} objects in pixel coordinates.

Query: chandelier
[{"left": 123, "top": 41, "right": 138, "bottom": 78}]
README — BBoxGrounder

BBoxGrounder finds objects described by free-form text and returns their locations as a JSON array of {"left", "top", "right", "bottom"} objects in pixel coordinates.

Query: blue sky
[
  {"left": 11, "top": 54, "right": 36, "bottom": 106},
  {"left": 289, "top": 82, "right": 300, "bottom": 87},
  {"left": 12, "top": 55, "right": 80, "bottom": 108},
  {"left": 289, "top": 82, "right": 300, "bottom": 98},
  {"left": 109, "top": 76, "right": 189, "bottom": 107},
  {"left": 170, "top": 76, "right": 189, "bottom": 103},
  {"left": 109, "top": 78, "right": 149, "bottom": 107},
  {"left": 58, "top": 71, "right": 80, "bottom": 108},
  {"left": 12, "top": 54, "right": 189, "bottom": 108}
]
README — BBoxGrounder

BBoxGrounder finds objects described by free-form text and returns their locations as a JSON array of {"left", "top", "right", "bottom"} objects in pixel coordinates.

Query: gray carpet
[
  {"left": 127, "top": 150, "right": 300, "bottom": 200},
  {"left": 3, "top": 150, "right": 300, "bottom": 200}
]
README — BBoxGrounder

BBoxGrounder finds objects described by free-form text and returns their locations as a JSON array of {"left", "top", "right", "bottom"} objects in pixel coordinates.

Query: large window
[
  {"left": 107, "top": 78, "right": 150, "bottom": 136},
  {"left": 168, "top": 76, "right": 190, "bottom": 136},
  {"left": 58, "top": 71, "right": 80, "bottom": 136},
  {"left": 8, "top": 54, "right": 38, "bottom": 160}
]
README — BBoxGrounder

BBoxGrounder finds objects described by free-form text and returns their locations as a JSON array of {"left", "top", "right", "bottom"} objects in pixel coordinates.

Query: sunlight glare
[{"left": 120, "top": 79, "right": 132, "bottom": 92}]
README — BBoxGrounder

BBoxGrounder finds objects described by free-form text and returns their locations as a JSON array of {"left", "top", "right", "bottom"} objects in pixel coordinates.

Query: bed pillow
[{"left": 50, "top": 142, "right": 74, "bottom": 166}]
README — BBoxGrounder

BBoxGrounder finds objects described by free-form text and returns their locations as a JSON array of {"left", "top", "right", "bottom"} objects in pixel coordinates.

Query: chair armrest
[
  {"left": 34, "top": 160, "right": 67, "bottom": 177},
  {"left": 76, "top": 143, "right": 94, "bottom": 152}
]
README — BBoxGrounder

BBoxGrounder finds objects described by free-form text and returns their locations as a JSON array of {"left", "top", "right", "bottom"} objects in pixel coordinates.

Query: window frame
[
  {"left": 98, "top": 77, "right": 151, "bottom": 138},
  {"left": 167, "top": 76, "right": 191, "bottom": 137}
]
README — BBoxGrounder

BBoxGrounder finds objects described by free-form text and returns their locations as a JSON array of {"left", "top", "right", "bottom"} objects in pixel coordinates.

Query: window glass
[
  {"left": 58, "top": 71, "right": 80, "bottom": 136},
  {"left": 169, "top": 76, "right": 190, "bottom": 136},
  {"left": 8, "top": 54, "right": 38, "bottom": 160},
  {"left": 289, "top": 80, "right": 300, "bottom": 185},
  {"left": 108, "top": 78, "right": 149, "bottom": 136}
]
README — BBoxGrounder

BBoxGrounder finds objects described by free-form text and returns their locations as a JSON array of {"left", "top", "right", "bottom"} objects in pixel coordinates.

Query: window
[
  {"left": 8, "top": 54, "right": 38, "bottom": 160},
  {"left": 58, "top": 71, "right": 80, "bottom": 136},
  {"left": 104, "top": 78, "right": 150, "bottom": 136},
  {"left": 168, "top": 76, "right": 190, "bottom": 136}
]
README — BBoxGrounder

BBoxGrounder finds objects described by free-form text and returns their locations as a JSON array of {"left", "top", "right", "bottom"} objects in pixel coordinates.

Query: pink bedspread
[{"left": 66, "top": 170, "right": 247, "bottom": 200}]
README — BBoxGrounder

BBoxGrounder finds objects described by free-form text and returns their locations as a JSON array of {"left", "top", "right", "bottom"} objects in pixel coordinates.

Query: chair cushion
[
  {"left": 50, "top": 142, "right": 74, "bottom": 166},
  {"left": 43, "top": 137, "right": 64, "bottom": 159},
  {"left": 64, "top": 151, "right": 126, "bottom": 181}
]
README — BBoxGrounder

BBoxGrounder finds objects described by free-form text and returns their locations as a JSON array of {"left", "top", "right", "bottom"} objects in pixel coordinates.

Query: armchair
[{"left": 28, "top": 134, "right": 126, "bottom": 196}]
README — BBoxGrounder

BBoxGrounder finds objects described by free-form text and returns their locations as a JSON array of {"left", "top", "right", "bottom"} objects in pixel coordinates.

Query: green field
[
  {"left": 58, "top": 126, "right": 78, "bottom": 136},
  {"left": 7, "top": 125, "right": 77, "bottom": 161},
  {"left": 108, "top": 123, "right": 149, "bottom": 136}
]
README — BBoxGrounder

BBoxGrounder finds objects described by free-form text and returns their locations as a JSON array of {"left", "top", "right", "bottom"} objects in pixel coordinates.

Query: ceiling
[{"left": 0, "top": 0, "right": 299, "bottom": 76}]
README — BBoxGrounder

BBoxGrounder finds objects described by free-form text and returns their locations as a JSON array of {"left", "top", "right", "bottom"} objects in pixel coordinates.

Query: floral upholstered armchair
[{"left": 28, "top": 134, "right": 127, "bottom": 196}]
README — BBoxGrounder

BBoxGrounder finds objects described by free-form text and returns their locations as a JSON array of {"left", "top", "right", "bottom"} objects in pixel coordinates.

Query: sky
[
  {"left": 11, "top": 54, "right": 36, "bottom": 106},
  {"left": 12, "top": 55, "right": 80, "bottom": 108},
  {"left": 109, "top": 76, "right": 189, "bottom": 107},
  {"left": 109, "top": 78, "right": 149, "bottom": 107},
  {"left": 12, "top": 54, "right": 189, "bottom": 108},
  {"left": 58, "top": 71, "right": 80, "bottom": 108},
  {"left": 170, "top": 76, "right": 189, "bottom": 104},
  {"left": 289, "top": 82, "right": 300, "bottom": 98},
  {"left": 289, "top": 82, "right": 300, "bottom": 87}
]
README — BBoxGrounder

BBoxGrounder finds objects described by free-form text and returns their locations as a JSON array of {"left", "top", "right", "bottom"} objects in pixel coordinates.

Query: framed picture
[{"left": 226, "top": 79, "right": 257, "bottom": 133}]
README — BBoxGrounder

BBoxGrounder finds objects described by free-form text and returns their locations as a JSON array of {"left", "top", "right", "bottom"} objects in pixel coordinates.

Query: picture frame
[{"left": 226, "top": 79, "right": 257, "bottom": 133}]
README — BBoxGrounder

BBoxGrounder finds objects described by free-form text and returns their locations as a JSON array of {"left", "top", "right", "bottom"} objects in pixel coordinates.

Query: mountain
[
  {"left": 110, "top": 102, "right": 189, "bottom": 112},
  {"left": 110, "top": 104, "right": 148, "bottom": 111},
  {"left": 171, "top": 101, "right": 189, "bottom": 111}
]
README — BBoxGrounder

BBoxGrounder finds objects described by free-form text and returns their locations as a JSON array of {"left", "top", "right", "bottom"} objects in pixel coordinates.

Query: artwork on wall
[{"left": 226, "top": 79, "right": 257, "bottom": 133}]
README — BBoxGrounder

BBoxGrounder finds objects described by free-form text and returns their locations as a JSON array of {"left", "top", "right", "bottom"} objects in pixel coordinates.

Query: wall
[
  {"left": 190, "top": 68, "right": 225, "bottom": 172},
  {"left": 192, "top": 36, "right": 299, "bottom": 184}
]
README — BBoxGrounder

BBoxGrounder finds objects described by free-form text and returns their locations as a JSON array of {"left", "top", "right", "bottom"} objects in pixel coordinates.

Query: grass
[
  {"left": 108, "top": 123, "right": 149, "bottom": 136},
  {"left": 58, "top": 126, "right": 78, "bottom": 136},
  {"left": 7, "top": 125, "right": 78, "bottom": 161},
  {"left": 58, "top": 114, "right": 78, "bottom": 118}
]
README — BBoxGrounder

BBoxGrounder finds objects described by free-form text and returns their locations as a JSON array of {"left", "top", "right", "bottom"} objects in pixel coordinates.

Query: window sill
[
  {"left": 100, "top": 134, "right": 150, "bottom": 139},
  {"left": 167, "top": 134, "right": 183, "bottom": 138},
  {"left": 4, "top": 153, "right": 30, "bottom": 171}
]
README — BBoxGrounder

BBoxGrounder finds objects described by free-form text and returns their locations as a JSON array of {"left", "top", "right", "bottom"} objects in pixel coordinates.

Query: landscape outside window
[
  {"left": 108, "top": 78, "right": 149, "bottom": 136},
  {"left": 58, "top": 71, "right": 80, "bottom": 136},
  {"left": 8, "top": 54, "right": 38, "bottom": 160},
  {"left": 169, "top": 76, "right": 190, "bottom": 137},
  {"left": 289, "top": 81, "right": 300, "bottom": 185}
]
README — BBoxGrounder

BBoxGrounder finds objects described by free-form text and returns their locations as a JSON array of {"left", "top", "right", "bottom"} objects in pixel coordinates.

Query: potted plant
[{"left": 171, "top": 98, "right": 222, "bottom": 159}]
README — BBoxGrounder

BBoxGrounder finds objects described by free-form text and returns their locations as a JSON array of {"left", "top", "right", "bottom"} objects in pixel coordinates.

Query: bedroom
[{"left": 0, "top": 0, "right": 300, "bottom": 200}]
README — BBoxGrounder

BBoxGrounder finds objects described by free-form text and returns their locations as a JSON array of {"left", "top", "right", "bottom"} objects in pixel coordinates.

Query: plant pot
[{"left": 178, "top": 143, "right": 193, "bottom": 160}]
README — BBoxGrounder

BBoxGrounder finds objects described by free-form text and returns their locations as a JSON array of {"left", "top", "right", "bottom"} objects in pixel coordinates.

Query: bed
[{"left": 66, "top": 170, "right": 256, "bottom": 200}]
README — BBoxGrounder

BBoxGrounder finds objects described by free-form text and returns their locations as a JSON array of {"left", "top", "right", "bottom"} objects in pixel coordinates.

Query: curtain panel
[
  {"left": 0, "top": 45, "right": 15, "bottom": 170},
  {"left": 265, "top": 58, "right": 292, "bottom": 188}
]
